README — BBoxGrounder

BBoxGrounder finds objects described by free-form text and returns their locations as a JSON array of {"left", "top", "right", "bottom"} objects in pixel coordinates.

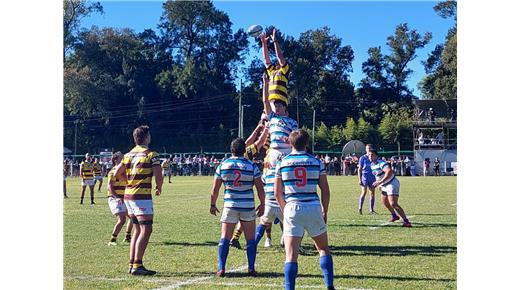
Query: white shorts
[
  {"left": 81, "top": 179, "right": 95, "bottom": 187},
  {"left": 381, "top": 178, "right": 400, "bottom": 196},
  {"left": 95, "top": 176, "right": 103, "bottom": 181},
  {"left": 124, "top": 199, "right": 154, "bottom": 216},
  {"left": 283, "top": 203, "right": 326, "bottom": 238},
  {"left": 260, "top": 204, "right": 283, "bottom": 224},
  {"left": 268, "top": 148, "right": 292, "bottom": 168},
  {"left": 108, "top": 196, "right": 127, "bottom": 215},
  {"left": 220, "top": 208, "right": 256, "bottom": 224}
]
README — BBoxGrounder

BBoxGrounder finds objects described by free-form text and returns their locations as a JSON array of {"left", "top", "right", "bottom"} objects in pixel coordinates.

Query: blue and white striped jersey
[
  {"left": 275, "top": 151, "right": 325, "bottom": 206},
  {"left": 267, "top": 112, "right": 298, "bottom": 150},
  {"left": 261, "top": 167, "right": 279, "bottom": 207},
  {"left": 215, "top": 156, "right": 261, "bottom": 210},
  {"left": 370, "top": 159, "right": 395, "bottom": 185}
]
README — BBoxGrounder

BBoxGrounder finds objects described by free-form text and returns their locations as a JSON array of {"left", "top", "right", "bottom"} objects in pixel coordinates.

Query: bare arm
[
  {"left": 152, "top": 165, "right": 163, "bottom": 195},
  {"left": 374, "top": 167, "right": 394, "bottom": 187},
  {"left": 254, "top": 177, "right": 266, "bottom": 217},
  {"left": 357, "top": 160, "right": 362, "bottom": 184},
  {"left": 79, "top": 163, "right": 84, "bottom": 179},
  {"left": 253, "top": 125, "right": 269, "bottom": 151},
  {"left": 274, "top": 176, "right": 286, "bottom": 211},
  {"left": 209, "top": 178, "right": 223, "bottom": 215},
  {"left": 318, "top": 174, "right": 331, "bottom": 223},
  {"left": 245, "top": 123, "right": 263, "bottom": 147},
  {"left": 262, "top": 73, "right": 272, "bottom": 115},
  {"left": 271, "top": 28, "right": 286, "bottom": 67},
  {"left": 114, "top": 163, "right": 127, "bottom": 182},
  {"left": 260, "top": 32, "right": 271, "bottom": 67}
]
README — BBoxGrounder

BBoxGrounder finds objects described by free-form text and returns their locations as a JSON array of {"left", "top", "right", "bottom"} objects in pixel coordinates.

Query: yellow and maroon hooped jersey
[{"left": 121, "top": 145, "right": 160, "bottom": 200}]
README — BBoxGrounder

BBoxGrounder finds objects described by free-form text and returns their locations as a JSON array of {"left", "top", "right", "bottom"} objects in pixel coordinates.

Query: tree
[
  {"left": 378, "top": 108, "right": 413, "bottom": 151},
  {"left": 343, "top": 117, "right": 358, "bottom": 141},
  {"left": 315, "top": 122, "right": 331, "bottom": 149},
  {"left": 419, "top": 1, "right": 457, "bottom": 99},
  {"left": 63, "top": 0, "right": 103, "bottom": 59}
]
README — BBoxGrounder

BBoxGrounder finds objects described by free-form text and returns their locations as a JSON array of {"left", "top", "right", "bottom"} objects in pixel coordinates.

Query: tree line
[{"left": 63, "top": 0, "right": 456, "bottom": 154}]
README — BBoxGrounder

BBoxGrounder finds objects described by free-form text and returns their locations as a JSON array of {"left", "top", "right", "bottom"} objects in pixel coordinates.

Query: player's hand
[
  {"left": 372, "top": 181, "right": 379, "bottom": 188},
  {"left": 358, "top": 180, "right": 363, "bottom": 186},
  {"left": 155, "top": 188, "right": 161, "bottom": 196},
  {"left": 260, "top": 32, "right": 268, "bottom": 43},
  {"left": 210, "top": 205, "right": 220, "bottom": 216},
  {"left": 322, "top": 211, "right": 328, "bottom": 224},
  {"left": 271, "top": 28, "right": 277, "bottom": 42},
  {"left": 256, "top": 204, "right": 265, "bottom": 217}
]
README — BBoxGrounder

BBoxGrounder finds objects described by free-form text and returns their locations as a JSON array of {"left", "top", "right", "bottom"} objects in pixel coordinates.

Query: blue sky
[{"left": 81, "top": 0, "right": 455, "bottom": 97}]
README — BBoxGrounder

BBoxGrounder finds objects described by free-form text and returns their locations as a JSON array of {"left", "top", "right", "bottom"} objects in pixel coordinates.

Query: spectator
[
  {"left": 423, "top": 158, "right": 430, "bottom": 176},
  {"left": 404, "top": 156, "right": 411, "bottom": 176},
  {"left": 436, "top": 131, "right": 445, "bottom": 145},
  {"left": 427, "top": 107, "right": 436, "bottom": 123},
  {"left": 410, "top": 160, "right": 417, "bottom": 176},
  {"left": 433, "top": 157, "right": 441, "bottom": 176},
  {"left": 342, "top": 157, "right": 349, "bottom": 176}
]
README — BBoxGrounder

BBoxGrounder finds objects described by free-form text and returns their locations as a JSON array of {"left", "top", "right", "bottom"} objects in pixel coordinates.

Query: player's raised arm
[
  {"left": 271, "top": 28, "right": 286, "bottom": 67},
  {"left": 262, "top": 73, "right": 272, "bottom": 115},
  {"left": 245, "top": 122, "right": 264, "bottom": 147},
  {"left": 253, "top": 124, "right": 269, "bottom": 152},
  {"left": 260, "top": 32, "right": 271, "bottom": 67}
]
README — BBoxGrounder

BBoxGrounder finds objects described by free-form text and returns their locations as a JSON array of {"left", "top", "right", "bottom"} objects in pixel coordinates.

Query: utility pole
[
  {"left": 312, "top": 109, "right": 316, "bottom": 153},
  {"left": 238, "top": 79, "right": 243, "bottom": 138},
  {"left": 74, "top": 120, "right": 79, "bottom": 156},
  {"left": 296, "top": 87, "right": 300, "bottom": 125}
]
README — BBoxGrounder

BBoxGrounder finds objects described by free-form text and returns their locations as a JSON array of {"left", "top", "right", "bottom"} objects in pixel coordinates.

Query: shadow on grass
[
  {"left": 151, "top": 241, "right": 219, "bottom": 247},
  {"left": 329, "top": 245, "right": 457, "bottom": 257},
  {"left": 329, "top": 222, "right": 457, "bottom": 228},
  {"left": 221, "top": 272, "right": 454, "bottom": 283}
]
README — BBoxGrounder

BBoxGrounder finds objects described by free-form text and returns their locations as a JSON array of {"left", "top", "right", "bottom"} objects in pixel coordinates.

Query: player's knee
[
  {"left": 390, "top": 201, "right": 399, "bottom": 208},
  {"left": 318, "top": 247, "right": 330, "bottom": 256}
]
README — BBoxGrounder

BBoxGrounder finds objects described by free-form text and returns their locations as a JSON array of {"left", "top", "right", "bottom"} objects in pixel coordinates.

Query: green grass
[{"left": 64, "top": 176, "right": 456, "bottom": 290}]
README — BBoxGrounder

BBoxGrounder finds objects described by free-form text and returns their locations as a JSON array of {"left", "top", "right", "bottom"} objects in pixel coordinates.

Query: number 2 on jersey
[
  {"left": 294, "top": 167, "right": 307, "bottom": 187},
  {"left": 233, "top": 170, "right": 242, "bottom": 187}
]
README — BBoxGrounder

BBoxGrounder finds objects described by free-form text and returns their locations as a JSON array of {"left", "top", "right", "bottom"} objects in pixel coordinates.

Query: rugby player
[
  {"left": 259, "top": 29, "right": 298, "bottom": 170},
  {"left": 79, "top": 153, "right": 95, "bottom": 205},
  {"left": 368, "top": 149, "right": 412, "bottom": 227},
  {"left": 93, "top": 158, "right": 103, "bottom": 192},
  {"left": 357, "top": 144, "right": 377, "bottom": 215},
  {"left": 107, "top": 152, "right": 133, "bottom": 245},
  {"left": 210, "top": 138, "right": 266, "bottom": 277},
  {"left": 274, "top": 129, "right": 335, "bottom": 290},
  {"left": 115, "top": 125, "right": 163, "bottom": 275}
]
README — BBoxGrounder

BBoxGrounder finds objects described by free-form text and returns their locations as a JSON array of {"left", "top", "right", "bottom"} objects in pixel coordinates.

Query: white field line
[
  {"left": 369, "top": 215, "right": 415, "bottom": 230},
  {"left": 451, "top": 202, "right": 456, "bottom": 206},
  {"left": 64, "top": 275, "right": 173, "bottom": 283},
  {"left": 152, "top": 265, "right": 249, "bottom": 290}
]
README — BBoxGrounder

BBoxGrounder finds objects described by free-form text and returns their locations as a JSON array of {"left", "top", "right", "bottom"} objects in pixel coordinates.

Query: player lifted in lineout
[{"left": 259, "top": 28, "right": 298, "bottom": 170}]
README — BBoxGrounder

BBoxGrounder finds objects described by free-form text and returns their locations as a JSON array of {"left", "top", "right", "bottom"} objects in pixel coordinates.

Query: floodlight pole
[{"left": 74, "top": 120, "right": 79, "bottom": 156}]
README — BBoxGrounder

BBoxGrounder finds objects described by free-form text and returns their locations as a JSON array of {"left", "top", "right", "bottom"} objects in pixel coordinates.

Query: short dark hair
[
  {"left": 111, "top": 151, "right": 123, "bottom": 164},
  {"left": 289, "top": 129, "right": 309, "bottom": 151},
  {"left": 133, "top": 125, "right": 150, "bottom": 145},
  {"left": 230, "top": 138, "right": 246, "bottom": 156},
  {"left": 366, "top": 143, "right": 374, "bottom": 149},
  {"left": 368, "top": 149, "right": 378, "bottom": 155},
  {"left": 274, "top": 100, "right": 287, "bottom": 108}
]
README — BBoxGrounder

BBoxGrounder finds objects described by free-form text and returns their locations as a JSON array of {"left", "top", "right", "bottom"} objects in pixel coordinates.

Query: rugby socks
[
  {"left": 370, "top": 196, "right": 375, "bottom": 212},
  {"left": 133, "top": 260, "right": 143, "bottom": 269},
  {"left": 266, "top": 225, "right": 272, "bottom": 238},
  {"left": 284, "top": 262, "right": 298, "bottom": 290},
  {"left": 218, "top": 238, "right": 230, "bottom": 271},
  {"left": 128, "top": 259, "right": 134, "bottom": 270},
  {"left": 254, "top": 224, "right": 266, "bottom": 246},
  {"left": 125, "top": 231, "right": 132, "bottom": 241},
  {"left": 319, "top": 254, "right": 334, "bottom": 288},
  {"left": 391, "top": 212, "right": 399, "bottom": 219},
  {"left": 403, "top": 217, "right": 410, "bottom": 223},
  {"left": 232, "top": 229, "right": 242, "bottom": 241},
  {"left": 358, "top": 196, "right": 365, "bottom": 210},
  {"left": 110, "top": 234, "right": 117, "bottom": 243},
  {"left": 246, "top": 240, "right": 257, "bottom": 270}
]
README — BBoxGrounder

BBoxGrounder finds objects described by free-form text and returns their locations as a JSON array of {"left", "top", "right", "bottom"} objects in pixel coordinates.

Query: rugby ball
[{"left": 247, "top": 24, "right": 263, "bottom": 38}]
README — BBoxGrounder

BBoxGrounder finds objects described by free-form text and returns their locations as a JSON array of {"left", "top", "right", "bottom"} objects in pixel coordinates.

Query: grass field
[{"left": 64, "top": 175, "right": 456, "bottom": 290}]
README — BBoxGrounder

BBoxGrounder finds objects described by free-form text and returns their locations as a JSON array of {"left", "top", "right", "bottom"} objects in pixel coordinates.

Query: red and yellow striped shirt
[
  {"left": 122, "top": 145, "right": 160, "bottom": 200},
  {"left": 80, "top": 161, "right": 94, "bottom": 180},
  {"left": 93, "top": 163, "right": 102, "bottom": 176},
  {"left": 107, "top": 165, "right": 126, "bottom": 198}
]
